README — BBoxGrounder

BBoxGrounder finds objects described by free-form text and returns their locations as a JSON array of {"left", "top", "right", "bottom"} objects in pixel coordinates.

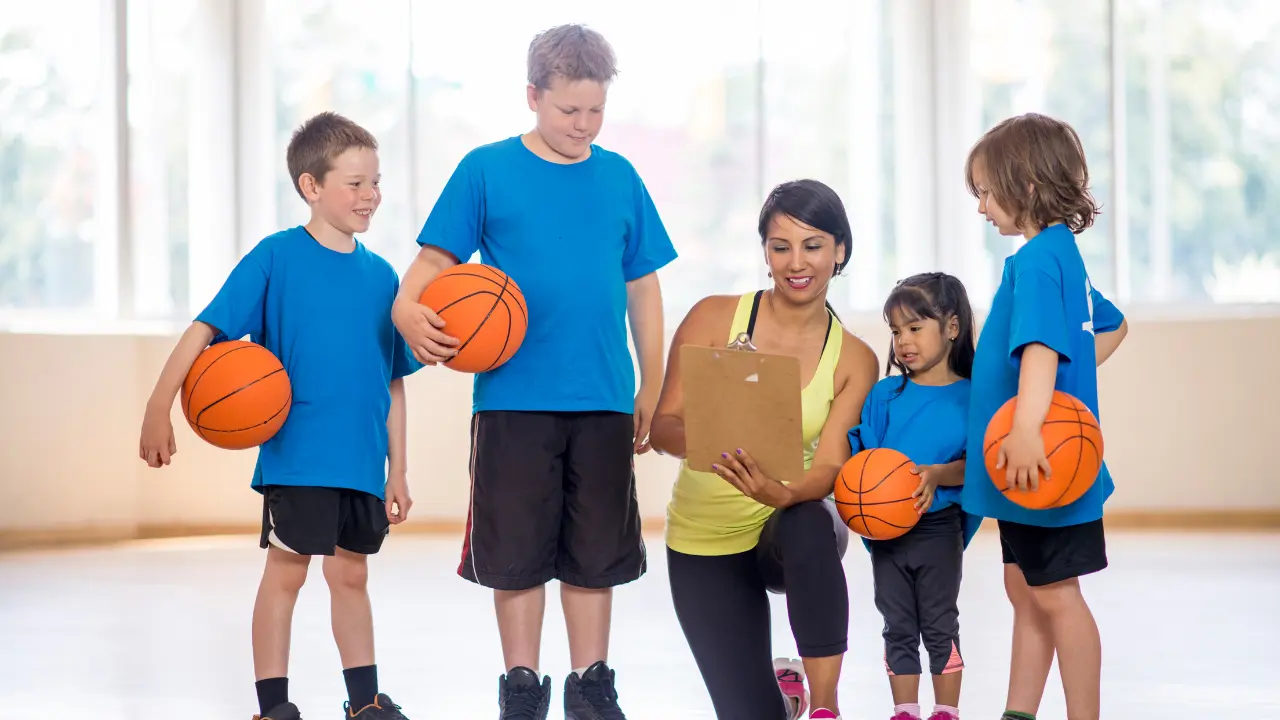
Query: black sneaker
[
  {"left": 499, "top": 666, "right": 551, "bottom": 719},
  {"left": 345, "top": 693, "right": 409, "bottom": 719},
  {"left": 253, "top": 702, "right": 302, "bottom": 720},
  {"left": 564, "top": 661, "right": 625, "bottom": 720}
]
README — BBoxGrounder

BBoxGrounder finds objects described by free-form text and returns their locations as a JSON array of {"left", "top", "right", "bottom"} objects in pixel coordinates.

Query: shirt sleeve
[
  {"left": 1009, "top": 262, "right": 1073, "bottom": 368},
  {"left": 847, "top": 382, "right": 888, "bottom": 454},
  {"left": 194, "top": 244, "right": 270, "bottom": 342},
  {"left": 415, "top": 156, "right": 483, "bottom": 264},
  {"left": 621, "top": 169, "right": 678, "bottom": 281},
  {"left": 1089, "top": 284, "right": 1125, "bottom": 334}
]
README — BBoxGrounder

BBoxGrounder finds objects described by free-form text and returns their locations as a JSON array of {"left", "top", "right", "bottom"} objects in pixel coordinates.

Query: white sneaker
[{"left": 773, "top": 657, "right": 809, "bottom": 720}]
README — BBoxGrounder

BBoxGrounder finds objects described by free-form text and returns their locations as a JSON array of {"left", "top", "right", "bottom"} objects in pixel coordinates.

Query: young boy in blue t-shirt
[
  {"left": 391, "top": 24, "right": 677, "bottom": 720},
  {"left": 139, "top": 112, "right": 419, "bottom": 720},
  {"left": 961, "top": 113, "right": 1129, "bottom": 720}
]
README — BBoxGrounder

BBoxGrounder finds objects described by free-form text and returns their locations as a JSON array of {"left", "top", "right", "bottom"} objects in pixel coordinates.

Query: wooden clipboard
[{"left": 679, "top": 343, "right": 805, "bottom": 484}]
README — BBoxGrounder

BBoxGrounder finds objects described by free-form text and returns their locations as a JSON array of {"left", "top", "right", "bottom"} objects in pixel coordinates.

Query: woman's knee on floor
[{"left": 322, "top": 548, "right": 370, "bottom": 593}]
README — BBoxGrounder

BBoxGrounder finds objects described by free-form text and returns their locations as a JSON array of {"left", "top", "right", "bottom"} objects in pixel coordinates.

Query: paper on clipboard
[{"left": 679, "top": 344, "right": 805, "bottom": 484}]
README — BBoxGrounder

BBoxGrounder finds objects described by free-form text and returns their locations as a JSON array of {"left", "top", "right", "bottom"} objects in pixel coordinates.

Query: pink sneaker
[
  {"left": 927, "top": 713, "right": 958, "bottom": 720},
  {"left": 772, "top": 658, "right": 809, "bottom": 720},
  {"left": 810, "top": 710, "right": 839, "bottom": 719},
  {"left": 891, "top": 714, "right": 919, "bottom": 720}
]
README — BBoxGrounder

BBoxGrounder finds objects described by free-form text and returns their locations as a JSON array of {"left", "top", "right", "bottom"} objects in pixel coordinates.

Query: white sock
[
  {"left": 933, "top": 704, "right": 959, "bottom": 718},
  {"left": 572, "top": 666, "right": 589, "bottom": 678},
  {"left": 894, "top": 703, "right": 922, "bottom": 718}
]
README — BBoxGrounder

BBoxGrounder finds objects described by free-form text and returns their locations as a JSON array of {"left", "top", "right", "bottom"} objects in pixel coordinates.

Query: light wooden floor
[{"left": 2, "top": 530, "right": 1278, "bottom": 719}]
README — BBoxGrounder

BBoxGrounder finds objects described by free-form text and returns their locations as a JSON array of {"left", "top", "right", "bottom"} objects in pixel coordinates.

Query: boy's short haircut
[
  {"left": 527, "top": 24, "right": 618, "bottom": 91},
  {"left": 286, "top": 111, "right": 378, "bottom": 200},
  {"left": 964, "top": 112, "right": 1100, "bottom": 234}
]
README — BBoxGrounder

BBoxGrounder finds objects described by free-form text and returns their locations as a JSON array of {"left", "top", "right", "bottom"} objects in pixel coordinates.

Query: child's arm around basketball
[
  {"left": 139, "top": 243, "right": 272, "bottom": 468},
  {"left": 139, "top": 321, "right": 217, "bottom": 468},
  {"left": 393, "top": 157, "right": 491, "bottom": 365}
]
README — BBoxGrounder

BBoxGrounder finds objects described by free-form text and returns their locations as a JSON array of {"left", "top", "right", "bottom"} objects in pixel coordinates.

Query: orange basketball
[
  {"left": 983, "top": 390, "right": 1104, "bottom": 509},
  {"left": 181, "top": 340, "right": 291, "bottom": 450},
  {"left": 419, "top": 263, "right": 528, "bottom": 373},
  {"left": 833, "top": 448, "right": 921, "bottom": 540}
]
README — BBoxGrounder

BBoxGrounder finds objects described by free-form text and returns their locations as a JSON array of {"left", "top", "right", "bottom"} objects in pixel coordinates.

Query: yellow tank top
[{"left": 665, "top": 292, "right": 843, "bottom": 556}]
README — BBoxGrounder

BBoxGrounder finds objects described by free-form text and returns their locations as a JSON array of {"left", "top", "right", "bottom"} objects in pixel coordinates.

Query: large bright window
[
  {"left": 2, "top": 0, "right": 1277, "bottom": 334},
  {"left": 0, "top": 3, "right": 111, "bottom": 314},
  {"left": 1118, "top": 0, "right": 1280, "bottom": 303},
  {"left": 127, "top": 0, "right": 198, "bottom": 319}
]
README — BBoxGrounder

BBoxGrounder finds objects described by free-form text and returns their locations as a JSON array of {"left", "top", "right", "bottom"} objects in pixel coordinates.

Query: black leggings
[{"left": 667, "top": 500, "right": 850, "bottom": 720}]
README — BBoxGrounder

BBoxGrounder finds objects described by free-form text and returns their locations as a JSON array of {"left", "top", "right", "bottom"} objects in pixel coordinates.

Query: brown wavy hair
[{"left": 963, "top": 113, "right": 1100, "bottom": 234}]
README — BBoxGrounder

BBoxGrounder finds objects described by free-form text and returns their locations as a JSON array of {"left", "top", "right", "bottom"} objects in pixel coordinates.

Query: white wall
[{"left": 2, "top": 312, "right": 1277, "bottom": 548}]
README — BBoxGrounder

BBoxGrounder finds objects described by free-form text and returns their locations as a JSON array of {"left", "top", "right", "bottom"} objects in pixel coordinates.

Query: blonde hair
[
  {"left": 285, "top": 111, "right": 377, "bottom": 200},
  {"left": 964, "top": 113, "right": 1100, "bottom": 234},
  {"left": 527, "top": 24, "right": 618, "bottom": 90}
]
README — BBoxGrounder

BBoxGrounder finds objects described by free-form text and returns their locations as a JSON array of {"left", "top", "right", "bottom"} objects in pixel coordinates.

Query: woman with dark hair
[{"left": 650, "top": 179, "right": 880, "bottom": 720}]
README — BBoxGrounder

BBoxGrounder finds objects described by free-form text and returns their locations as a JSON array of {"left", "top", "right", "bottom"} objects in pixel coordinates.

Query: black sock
[
  {"left": 255, "top": 677, "right": 289, "bottom": 716},
  {"left": 343, "top": 664, "right": 379, "bottom": 710}
]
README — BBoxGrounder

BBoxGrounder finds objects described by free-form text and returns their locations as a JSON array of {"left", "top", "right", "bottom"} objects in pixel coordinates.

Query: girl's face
[
  {"left": 889, "top": 307, "right": 957, "bottom": 379},
  {"left": 971, "top": 159, "right": 1023, "bottom": 237}
]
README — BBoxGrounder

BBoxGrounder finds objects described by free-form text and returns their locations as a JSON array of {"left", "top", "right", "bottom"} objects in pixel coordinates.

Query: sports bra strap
[{"left": 745, "top": 290, "right": 834, "bottom": 354}]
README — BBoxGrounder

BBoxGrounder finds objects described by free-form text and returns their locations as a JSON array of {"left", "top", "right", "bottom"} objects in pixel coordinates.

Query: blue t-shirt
[
  {"left": 849, "top": 376, "right": 983, "bottom": 549},
  {"left": 962, "top": 223, "right": 1125, "bottom": 527},
  {"left": 415, "top": 136, "right": 678, "bottom": 414},
  {"left": 195, "top": 226, "right": 420, "bottom": 500}
]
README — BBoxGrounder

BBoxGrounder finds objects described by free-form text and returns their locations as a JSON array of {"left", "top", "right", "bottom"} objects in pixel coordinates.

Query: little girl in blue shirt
[{"left": 849, "top": 272, "right": 982, "bottom": 720}]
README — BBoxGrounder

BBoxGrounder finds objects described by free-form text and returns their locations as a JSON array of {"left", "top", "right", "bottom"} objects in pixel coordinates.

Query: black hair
[
  {"left": 883, "top": 272, "right": 976, "bottom": 391},
  {"left": 757, "top": 179, "right": 854, "bottom": 321}
]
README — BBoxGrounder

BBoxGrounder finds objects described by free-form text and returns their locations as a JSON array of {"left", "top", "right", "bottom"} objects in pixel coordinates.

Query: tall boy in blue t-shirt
[
  {"left": 961, "top": 113, "right": 1129, "bottom": 720},
  {"left": 139, "top": 112, "right": 419, "bottom": 720},
  {"left": 391, "top": 24, "right": 677, "bottom": 720}
]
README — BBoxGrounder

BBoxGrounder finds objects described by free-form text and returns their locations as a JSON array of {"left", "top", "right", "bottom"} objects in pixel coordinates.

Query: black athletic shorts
[
  {"left": 458, "top": 410, "right": 646, "bottom": 591},
  {"left": 999, "top": 517, "right": 1107, "bottom": 587},
  {"left": 259, "top": 485, "right": 390, "bottom": 556}
]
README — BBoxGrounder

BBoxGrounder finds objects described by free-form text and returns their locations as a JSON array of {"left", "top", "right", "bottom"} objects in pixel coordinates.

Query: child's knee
[
  {"left": 1026, "top": 577, "right": 1084, "bottom": 615},
  {"left": 263, "top": 547, "right": 310, "bottom": 594},
  {"left": 323, "top": 551, "right": 369, "bottom": 592},
  {"left": 1003, "top": 564, "right": 1038, "bottom": 610}
]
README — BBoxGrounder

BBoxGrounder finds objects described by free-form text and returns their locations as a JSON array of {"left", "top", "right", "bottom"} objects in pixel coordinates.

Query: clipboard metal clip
[{"left": 727, "top": 332, "right": 757, "bottom": 352}]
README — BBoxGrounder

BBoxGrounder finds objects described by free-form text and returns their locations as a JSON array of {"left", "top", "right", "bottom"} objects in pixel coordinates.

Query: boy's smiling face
[{"left": 303, "top": 146, "right": 381, "bottom": 236}]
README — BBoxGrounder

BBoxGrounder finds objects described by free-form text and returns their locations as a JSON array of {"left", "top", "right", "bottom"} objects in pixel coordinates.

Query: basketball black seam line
[
  {"left": 193, "top": 368, "right": 287, "bottom": 428},
  {"left": 437, "top": 279, "right": 509, "bottom": 358},
  {"left": 185, "top": 344, "right": 254, "bottom": 418},
  {"left": 438, "top": 270, "right": 528, "bottom": 318},
  {"left": 982, "top": 419, "right": 1100, "bottom": 455},
  {"left": 477, "top": 276, "right": 512, "bottom": 371},
  {"left": 834, "top": 496, "right": 919, "bottom": 508},
  {"left": 195, "top": 389, "right": 292, "bottom": 434},
  {"left": 837, "top": 512, "right": 918, "bottom": 529},
  {"left": 480, "top": 294, "right": 517, "bottom": 372}
]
